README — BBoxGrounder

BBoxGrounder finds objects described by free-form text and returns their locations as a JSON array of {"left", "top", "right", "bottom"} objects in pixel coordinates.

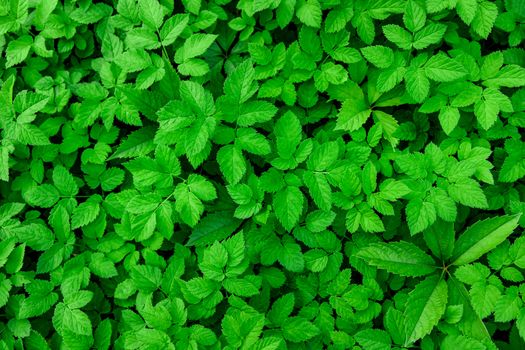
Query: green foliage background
[{"left": 1, "top": 0, "right": 525, "bottom": 349}]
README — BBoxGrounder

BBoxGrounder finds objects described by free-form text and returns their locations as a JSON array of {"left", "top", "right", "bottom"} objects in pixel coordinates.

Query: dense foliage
[{"left": 1, "top": 0, "right": 525, "bottom": 349}]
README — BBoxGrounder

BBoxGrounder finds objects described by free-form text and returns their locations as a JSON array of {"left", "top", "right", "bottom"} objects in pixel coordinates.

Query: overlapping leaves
[{"left": 1, "top": 0, "right": 525, "bottom": 349}]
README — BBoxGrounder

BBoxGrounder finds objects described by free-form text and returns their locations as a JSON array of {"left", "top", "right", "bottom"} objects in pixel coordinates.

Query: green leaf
[
  {"left": 199, "top": 241, "right": 227, "bottom": 281},
  {"left": 412, "top": 23, "right": 447, "bottom": 49},
  {"left": 282, "top": 317, "right": 320, "bottom": 342},
  {"left": 450, "top": 84, "right": 483, "bottom": 108},
  {"left": 25, "top": 185, "right": 59, "bottom": 208},
  {"left": 0, "top": 202, "right": 25, "bottom": 226},
  {"left": 55, "top": 303, "right": 93, "bottom": 336},
  {"left": 14, "top": 91, "right": 49, "bottom": 120},
  {"left": 267, "top": 293, "right": 295, "bottom": 326},
  {"left": 0, "top": 0, "right": 523, "bottom": 345},
  {"left": 457, "top": 0, "right": 478, "bottom": 25},
  {"left": 185, "top": 277, "right": 218, "bottom": 299},
  {"left": 160, "top": 14, "right": 189, "bottom": 45},
  {"left": 64, "top": 290, "right": 94, "bottom": 309},
  {"left": 114, "top": 279, "right": 137, "bottom": 299},
  {"left": 517, "top": 309, "right": 525, "bottom": 341},
  {"left": 438, "top": 106, "right": 461, "bottom": 135},
  {"left": 325, "top": 4, "right": 353, "bottom": 33},
  {"left": 175, "top": 33, "right": 217, "bottom": 62},
  {"left": 405, "top": 68, "right": 430, "bottom": 103},
  {"left": 469, "top": 281, "right": 501, "bottom": 318},
  {"left": 89, "top": 253, "right": 118, "bottom": 278},
  {"left": 406, "top": 199, "right": 437, "bottom": 235},
  {"left": 223, "top": 276, "right": 261, "bottom": 296},
  {"left": 451, "top": 214, "right": 521, "bottom": 265},
  {"left": 0, "top": 277, "right": 12, "bottom": 308},
  {"left": 424, "top": 220, "right": 455, "bottom": 260},
  {"left": 217, "top": 145, "right": 246, "bottom": 185},
  {"left": 361, "top": 45, "right": 394, "bottom": 68},
  {"left": 0, "top": 238, "right": 16, "bottom": 268},
  {"left": 494, "top": 287, "right": 522, "bottom": 322},
  {"left": 0, "top": 145, "right": 10, "bottom": 182},
  {"left": 130, "top": 265, "right": 162, "bottom": 293},
  {"left": 359, "top": 204, "right": 385, "bottom": 232},
  {"left": 355, "top": 329, "right": 392, "bottom": 350},
  {"left": 53, "top": 166, "right": 79, "bottom": 197},
  {"left": 187, "top": 174, "right": 217, "bottom": 201},
  {"left": 404, "top": 275, "right": 448, "bottom": 345},
  {"left": 174, "top": 183, "right": 204, "bottom": 227},
  {"left": 296, "top": 0, "right": 322, "bottom": 28},
  {"left": 274, "top": 111, "right": 302, "bottom": 158},
  {"left": 187, "top": 212, "right": 241, "bottom": 246},
  {"left": 100, "top": 168, "right": 125, "bottom": 191},
  {"left": 383, "top": 24, "right": 413, "bottom": 50},
  {"left": 404, "top": 0, "right": 426, "bottom": 32},
  {"left": 34, "top": 0, "right": 57, "bottom": 27},
  {"left": 109, "top": 127, "right": 155, "bottom": 160},
  {"left": 6, "top": 35, "right": 32, "bottom": 68},
  {"left": 278, "top": 237, "right": 304, "bottom": 272},
  {"left": 115, "top": 49, "right": 152, "bottom": 73},
  {"left": 274, "top": 186, "right": 304, "bottom": 231},
  {"left": 277, "top": 0, "right": 296, "bottom": 28},
  {"left": 484, "top": 65, "right": 525, "bottom": 88},
  {"left": 424, "top": 53, "right": 468, "bottom": 82},
  {"left": 303, "top": 171, "right": 331, "bottom": 211},
  {"left": 441, "top": 335, "right": 486, "bottom": 350},
  {"left": 305, "top": 210, "right": 336, "bottom": 232},
  {"left": 304, "top": 249, "right": 328, "bottom": 272},
  {"left": 379, "top": 179, "right": 411, "bottom": 201},
  {"left": 357, "top": 241, "right": 437, "bottom": 277},
  {"left": 224, "top": 60, "right": 257, "bottom": 104},
  {"left": 474, "top": 88, "right": 503, "bottom": 129},
  {"left": 138, "top": 0, "right": 165, "bottom": 30},
  {"left": 384, "top": 308, "right": 406, "bottom": 345},
  {"left": 236, "top": 128, "right": 271, "bottom": 155},
  {"left": 335, "top": 100, "right": 371, "bottom": 132},
  {"left": 447, "top": 178, "right": 488, "bottom": 209},
  {"left": 236, "top": 101, "right": 278, "bottom": 126},
  {"left": 471, "top": 0, "right": 498, "bottom": 39},
  {"left": 94, "top": 319, "right": 112, "bottom": 350},
  {"left": 71, "top": 201, "right": 100, "bottom": 229},
  {"left": 182, "top": 81, "right": 216, "bottom": 117}
]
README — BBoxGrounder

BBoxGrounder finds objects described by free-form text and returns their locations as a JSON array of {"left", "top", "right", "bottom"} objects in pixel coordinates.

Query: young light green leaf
[
  {"left": 282, "top": 317, "right": 320, "bottom": 342},
  {"left": 424, "top": 53, "right": 468, "bottom": 82},
  {"left": 404, "top": 0, "right": 426, "bottom": 32},
  {"left": 175, "top": 33, "right": 218, "bottom": 62},
  {"left": 296, "top": 0, "right": 322, "bottom": 28},
  {"left": 361, "top": 45, "right": 394, "bottom": 69},
  {"left": 274, "top": 186, "right": 304, "bottom": 231},
  {"left": 217, "top": 145, "right": 246, "bottom": 185},
  {"left": 6, "top": 35, "right": 32, "bottom": 68},
  {"left": 438, "top": 106, "right": 461, "bottom": 135},
  {"left": 448, "top": 178, "right": 488, "bottom": 209},
  {"left": 355, "top": 329, "right": 392, "bottom": 350},
  {"left": 406, "top": 199, "right": 437, "bottom": 235},
  {"left": 138, "top": 0, "right": 165, "bottom": 30}
]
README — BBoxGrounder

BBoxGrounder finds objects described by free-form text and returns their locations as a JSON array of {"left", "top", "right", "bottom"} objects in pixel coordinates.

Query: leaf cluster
[{"left": 0, "top": 0, "right": 525, "bottom": 349}]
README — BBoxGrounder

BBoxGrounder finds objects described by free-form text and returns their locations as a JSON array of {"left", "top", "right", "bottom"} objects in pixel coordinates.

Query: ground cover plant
[{"left": 1, "top": 0, "right": 525, "bottom": 349}]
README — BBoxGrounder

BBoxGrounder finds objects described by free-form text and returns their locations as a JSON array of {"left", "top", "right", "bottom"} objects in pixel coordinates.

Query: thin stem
[{"left": 156, "top": 29, "right": 172, "bottom": 66}]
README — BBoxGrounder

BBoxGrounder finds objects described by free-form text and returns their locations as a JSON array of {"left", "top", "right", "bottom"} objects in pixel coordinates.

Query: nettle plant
[{"left": 1, "top": 0, "right": 525, "bottom": 349}]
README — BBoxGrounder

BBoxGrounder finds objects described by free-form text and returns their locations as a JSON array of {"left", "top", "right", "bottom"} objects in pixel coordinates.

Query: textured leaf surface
[
  {"left": 358, "top": 241, "right": 437, "bottom": 277},
  {"left": 404, "top": 275, "right": 448, "bottom": 344},
  {"left": 452, "top": 214, "right": 522, "bottom": 265}
]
